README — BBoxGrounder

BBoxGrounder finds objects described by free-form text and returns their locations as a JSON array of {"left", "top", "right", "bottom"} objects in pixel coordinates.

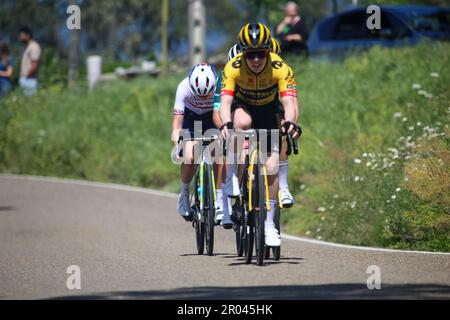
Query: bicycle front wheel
[
  {"left": 205, "top": 164, "right": 215, "bottom": 256},
  {"left": 193, "top": 172, "right": 205, "bottom": 255},
  {"left": 255, "top": 165, "right": 267, "bottom": 266}
]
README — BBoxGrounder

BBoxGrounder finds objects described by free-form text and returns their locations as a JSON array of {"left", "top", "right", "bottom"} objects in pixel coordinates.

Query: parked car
[{"left": 308, "top": 5, "right": 450, "bottom": 59}]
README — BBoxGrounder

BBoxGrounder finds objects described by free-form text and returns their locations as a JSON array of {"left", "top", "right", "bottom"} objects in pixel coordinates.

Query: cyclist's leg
[
  {"left": 278, "top": 105, "right": 294, "bottom": 207},
  {"left": 223, "top": 104, "right": 252, "bottom": 198},
  {"left": 177, "top": 110, "right": 200, "bottom": 218},
  {"left": 248, "top": 104, "right": 281, "bottom": 245}
]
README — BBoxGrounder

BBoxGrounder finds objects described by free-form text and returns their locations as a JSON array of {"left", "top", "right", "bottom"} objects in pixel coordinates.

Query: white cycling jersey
[{"left": 173, "top": 77, "right": 214, "bottom": 116}]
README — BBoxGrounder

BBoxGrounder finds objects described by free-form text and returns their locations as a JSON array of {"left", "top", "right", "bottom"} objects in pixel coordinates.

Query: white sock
[
  {"left": 222, "top": 183, "right": 232, "bottom": 217},
  {"left": 226, "top": 152, "right": 237, "bottom": 179},
  {"left": 279, "top": 160, "right": 289, "bottom": 190},
  {"left": 216, "top": 189, "right": 223, "bottom": 210},
  {"left": 265, "top": 200, "right": 278, "bottom": 228}
]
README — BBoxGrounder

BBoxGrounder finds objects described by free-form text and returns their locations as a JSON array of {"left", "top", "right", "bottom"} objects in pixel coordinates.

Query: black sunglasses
[{"left": 244, "top": 50, "right": 268, "bottom": 60}]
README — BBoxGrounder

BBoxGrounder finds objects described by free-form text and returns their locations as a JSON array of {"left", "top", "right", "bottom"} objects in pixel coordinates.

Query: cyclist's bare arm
[
  {"left": 281, "top": 95, "right": 296, "bottom": 125},
  {"left": 212, "top": 109, "right": 222, "bottom": 129},
  {"left": 219, "top": 94, "right": 233, "bottom": 137},
  {"left": 294, "top": 96, "right": 300, "bottom": 123},
  {"left": 172, "top": 114, "right": 183, "bottom": 146}
]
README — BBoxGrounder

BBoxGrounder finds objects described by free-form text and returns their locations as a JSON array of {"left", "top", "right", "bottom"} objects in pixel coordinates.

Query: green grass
[
  {"left": 0, "top": 76, "right": 183, "bottom": 191},
  {"left": 1, "top": 42, "right": 449, "bottom": 251}
]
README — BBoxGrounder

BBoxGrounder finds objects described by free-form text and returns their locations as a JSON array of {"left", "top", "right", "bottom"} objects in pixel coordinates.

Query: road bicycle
[
  {"left": 228, "top": 128, "right": 299, "bottom": 266},
  {"left": 178, "top": 136, "right": 220, "bottom": 256}
]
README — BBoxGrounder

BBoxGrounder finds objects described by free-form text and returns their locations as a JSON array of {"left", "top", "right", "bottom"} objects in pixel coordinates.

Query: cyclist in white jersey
[{"left": 171, "top": 63, "right": 217, "bottom": 220}]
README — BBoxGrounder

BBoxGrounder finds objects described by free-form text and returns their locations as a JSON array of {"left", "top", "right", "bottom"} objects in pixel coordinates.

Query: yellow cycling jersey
[{"left": 220, "top": 52, "right": 297, "bottom": 106}]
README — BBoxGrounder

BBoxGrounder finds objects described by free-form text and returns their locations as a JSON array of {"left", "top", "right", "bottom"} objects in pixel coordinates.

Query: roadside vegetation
[{"left": 1, "top": 42, "right": 448, "bottom": 251}]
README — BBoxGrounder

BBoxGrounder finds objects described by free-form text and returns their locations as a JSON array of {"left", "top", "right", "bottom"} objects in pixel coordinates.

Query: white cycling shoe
[
  {"left": 224, "top": 174, "right": 240, "bottom": 198},
  {"left": 265, "top": 224, "right": 281, "bottom": 247},
  {"left": 215, "top": 207, "right": 223, "bottom": 224},
  {"left": 280, "top": 188, "right": 295, "bottom": 208},
  {"left": 177, "top": 193, "right": 191, "bottom": 220}
]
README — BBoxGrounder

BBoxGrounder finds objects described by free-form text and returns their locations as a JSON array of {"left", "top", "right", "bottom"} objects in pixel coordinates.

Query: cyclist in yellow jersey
[{"left": 219, "top": 23, "right": 301, "bottom": 247}]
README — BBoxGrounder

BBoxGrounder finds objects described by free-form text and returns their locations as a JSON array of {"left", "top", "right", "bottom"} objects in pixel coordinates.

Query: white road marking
[{"left": 2, "top": 174, "right": 449, "bottom": 256}]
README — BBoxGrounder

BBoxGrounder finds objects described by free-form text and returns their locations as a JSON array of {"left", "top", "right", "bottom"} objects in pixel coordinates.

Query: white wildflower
[
  {"left": 418, "top": 90, "right": 427, "bottom": 96},
  {"left": 412, "top": 84, "right": 421, "bottom": 90},
  {"left": 393, "top": 112, "right": 402, "bottom": 118},
  {"left": 354, "top": 176, "right": 360, "bottom": 182},
  {"left": 317, "top": 207, "right": 326, "bottom": 212},
  {"left": 354, "top": 158, "right": 362, "bottom": 164},
  {"left": 430, "top": 72, "right": 439, "bottom": 78}
]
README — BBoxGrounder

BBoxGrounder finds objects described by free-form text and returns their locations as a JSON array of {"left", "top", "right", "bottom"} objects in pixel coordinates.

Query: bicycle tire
[
  {"left": 234, "top": 200, "right": 244, "bottom": 257},
  {"left": 272, "top": 246, "right": 281, "bottom": 261},
  {"left": 193, "top": 172, "right": 205, "bottom": 255},
  {"left": 264, "top": 246, "right": 270, "bottom": 259},
  {"left": 255, "top": 164, "right": 266, "bottom": 266},
  {"left": 205, "top": 165, "right": 215, "bottom": 256},
  {"left": 272, "top": 205, "right": 281, "bottom": 260},
  {"left": 244, "top": 214, "right": 254, "bottom": 264}
]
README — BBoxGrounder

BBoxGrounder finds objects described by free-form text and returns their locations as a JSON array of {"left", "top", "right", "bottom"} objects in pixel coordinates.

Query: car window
[
  {"left": 334, "top": 11, "right": 367, "bottom": 40},
  {"left": 385, "top": 12, "right": 413, "bottom": 38},
  {"left": 366, "top": 12, "right": 413, "bottom": 39},
  {"left": 409, "top": 12, "right": 450, "bottom": 32}
]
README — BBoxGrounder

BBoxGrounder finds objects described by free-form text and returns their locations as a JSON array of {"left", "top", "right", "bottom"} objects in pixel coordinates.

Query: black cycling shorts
[
  {"left": 182, "top": 109, "right": 215, "bottom": 136},
  {"left": 233, "top": 99, "right": 282, "bottom": 130},
  {"left": 232, "top": 100, "right": 282, "bottom": 153}
]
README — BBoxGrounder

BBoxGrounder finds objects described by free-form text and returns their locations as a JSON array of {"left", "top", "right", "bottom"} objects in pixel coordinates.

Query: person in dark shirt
[
  {"left": 275, "top": 2, "right": 309, "bottom": 56},
  {"left": 0, "top": 42, "right": 14, "bottom": 97}
]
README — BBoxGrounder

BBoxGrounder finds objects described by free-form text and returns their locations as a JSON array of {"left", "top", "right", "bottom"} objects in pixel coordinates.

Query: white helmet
[
  {"left": 188, "top": 63, "right": 217, "bottom": 96},
  {"left": 228, "top": 44, "right": 242, "bottom": 61}
]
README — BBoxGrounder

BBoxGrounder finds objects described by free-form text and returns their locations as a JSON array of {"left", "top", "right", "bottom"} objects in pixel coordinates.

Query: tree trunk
[
  {"left": 331, "top": 0, "right": 338, "bottom": 14},
  {"left": 188, "top": 0, "right": 206, "bottom": 66}
]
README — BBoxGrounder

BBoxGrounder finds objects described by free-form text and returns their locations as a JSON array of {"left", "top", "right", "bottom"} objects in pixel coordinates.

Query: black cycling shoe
[
  {"left": 222, "top": 223, "right": 233, "bottom": 230},
  {"left": 230, "top": 213, "right": 240, "bottom": 225}
]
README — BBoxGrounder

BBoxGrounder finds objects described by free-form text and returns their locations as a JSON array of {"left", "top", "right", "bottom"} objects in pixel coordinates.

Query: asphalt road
[{"left": 1, "top": 175, "right": 449, "bottom": 300}]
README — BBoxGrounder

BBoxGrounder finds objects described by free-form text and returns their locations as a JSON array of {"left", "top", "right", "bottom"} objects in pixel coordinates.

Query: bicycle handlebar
[
  {"left": 177, "top": 135, "right": 220, "bottom": 158},
  {"left": 222, "top": 128, "right": 300, "bottom": 157}
]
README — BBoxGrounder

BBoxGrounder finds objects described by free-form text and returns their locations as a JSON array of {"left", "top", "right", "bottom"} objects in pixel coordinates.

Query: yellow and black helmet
[
  {"left": 238, "top": 22, "right": 271, "bottom": 50},
  {"left": 271, "top": 37, "right": 281, "bottom": 55}
]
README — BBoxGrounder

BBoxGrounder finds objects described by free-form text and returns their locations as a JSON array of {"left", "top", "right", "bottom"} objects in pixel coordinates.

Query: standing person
[
  {"left": 0, "top": 42, "right": 14, "bottom": 97},
  {"left": 18, "top": 27, "right": 41, "bottom": 96},
  {"left": 275, "top": 2, "right": 309, "bottom": 56}
]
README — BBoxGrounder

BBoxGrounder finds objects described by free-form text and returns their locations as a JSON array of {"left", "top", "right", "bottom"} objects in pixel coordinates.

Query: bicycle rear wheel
[
  {"left": 234, "top": 201, "right": 244, "bottom": 257},
  {"left": 244, "top": 213, "right": 254, "bottom": 264},
  {"left": 272, "top": 205, "right": 281, "bottom": 260}
]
